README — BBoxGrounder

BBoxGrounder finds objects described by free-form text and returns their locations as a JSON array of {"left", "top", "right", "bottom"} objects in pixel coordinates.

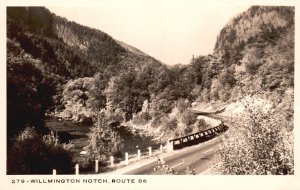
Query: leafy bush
[
  {"left": 132, "top": 112, "right": 151, "bottom": 125},
  {"left": 153, "top": 161, "right": 177, "bottom": 175},
  {"left": 184, "top": 125, "right": 193, "bottom": 135},
  {"left": 149, "top": 97, "right": 174, "bottom": 118},
  {"left": 212, "top": 101, "right": 293, "bottom": 175},
  {"left": 196, "top": 119, "right": 210, "bottom": 131},
  {"left": 180, "top": 109, "right": 198, "bottom": 126},
  {"left": 150, "top": 115, "right": 167, "bottom": 128},
  {"left": 153, "top": 159, "right": 196, "bottom": 175},
  {"left": 185, "top": 166, "right": 197, "bottom": 175},
  {"left": 104, "top": 108, "right": 125, "bottom": 124},
  {"left": 7, "top": 127, "right": 74, "bottom": 174},
  {"left": 164, "top": 118, "right": 178, "bottom": 132}
]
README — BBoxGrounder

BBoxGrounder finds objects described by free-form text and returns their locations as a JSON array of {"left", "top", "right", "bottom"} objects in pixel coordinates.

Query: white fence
[{"left": 53, "top": 144, "right": 167, "bottom": 175}]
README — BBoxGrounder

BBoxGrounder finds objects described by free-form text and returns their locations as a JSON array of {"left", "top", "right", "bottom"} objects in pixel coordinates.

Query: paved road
[
  {"left": 124, "top": 137, "right": 223, "bottom": 175},
  {"left": 191, "top": 106, "right": 226, "bottom": 115}
]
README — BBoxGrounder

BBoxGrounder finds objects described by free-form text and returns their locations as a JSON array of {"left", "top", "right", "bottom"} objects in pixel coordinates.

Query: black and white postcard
[{"left": 1, "top": 0, "right": 299, "bottom": 190}]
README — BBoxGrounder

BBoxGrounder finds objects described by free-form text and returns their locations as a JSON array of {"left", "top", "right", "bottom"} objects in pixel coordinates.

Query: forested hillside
[
  {"left": 179, "top": 6, "right": 294, "bottom": 116},
  {"left": 212, "top": 6, "right": 294, "bottom": 98},
  {"left": 7, "top": 6, "right": 294, "bottom": 174},
  {"left": 207, "top": 6, "right": 294, "bottom": 175},
  {"left": 134, "top": 6, "right": 294, "bottom": 140},
  {"left": 7, "top": 7, "right": 164, "bottom": 140}
]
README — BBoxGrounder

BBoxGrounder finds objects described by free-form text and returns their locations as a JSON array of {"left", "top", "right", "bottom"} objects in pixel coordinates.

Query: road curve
[{"left": 124, "top": 136, "right": 223, "bottom": 175}]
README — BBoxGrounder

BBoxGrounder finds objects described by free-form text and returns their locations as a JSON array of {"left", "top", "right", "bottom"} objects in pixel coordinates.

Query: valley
[{"left": 6, "top": 6, "right": 294, "bottom": 175}]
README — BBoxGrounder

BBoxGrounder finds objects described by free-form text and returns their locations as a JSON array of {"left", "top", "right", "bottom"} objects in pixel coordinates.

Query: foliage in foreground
[
  {"left": 83, "top": 111, "right": 124, "bottom": 165},
  {"left": 211, "top": 98, "right": 294, "bottom": 175},
  {"left": 7, "top": 127, "right": 75, "bottom": 174},
  {"left": 153, "top": 158, "right": 196, "bottom": 175}
]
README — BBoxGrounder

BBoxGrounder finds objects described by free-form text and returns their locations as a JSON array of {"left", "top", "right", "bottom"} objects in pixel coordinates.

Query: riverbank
[{"left": 45, "top": 117, "right": 160, "bottom": 159}]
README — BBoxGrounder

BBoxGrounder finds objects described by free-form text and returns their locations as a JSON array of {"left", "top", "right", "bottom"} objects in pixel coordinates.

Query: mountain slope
[
  {"left": 189, "top": 6, "right": 294, "bottom": 105},
  {"left": 213, "top": 6, "right": 294, "bottom": 91},
  {"left": 6, "top": 7, "right": 166, "bottom": 139}
]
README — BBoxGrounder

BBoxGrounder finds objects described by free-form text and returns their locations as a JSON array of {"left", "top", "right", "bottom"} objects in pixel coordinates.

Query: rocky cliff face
[
  {"left": 54, "top": 19, "right": 88, "bottom": 50},
  {"left": 188, "top": 6, "right": 294, "bottom": 107},
  {"left": 213, "top": 6, "right": 294, "bottom": 68}
]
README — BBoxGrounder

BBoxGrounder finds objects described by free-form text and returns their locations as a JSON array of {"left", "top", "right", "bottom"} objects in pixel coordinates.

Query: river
[{"left": 45, "top": 118, "right": 160, "bottom": 159}]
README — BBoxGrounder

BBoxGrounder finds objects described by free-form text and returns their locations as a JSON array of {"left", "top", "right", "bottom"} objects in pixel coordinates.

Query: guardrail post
[
  {"left": 110, "top": 156, "right": 114, "bottom": 167},
  {"left": 95, "top": 160, "right": 99, "bottom": 173},
  {"left": 75, "top": 164, "right": 79, "bottom": 175},
  {"left": 148, "top": 147, "right": 152, "bottom": 157},
  {"left": 125, "top": 152, "right": 129, "bottom": 165},
  {"left": 52, "top": 169, "right": 56, "bottom": 175},
  {"left": 160, "top": 145, "right": 163, "bottom": 153},
  {"left": 167, "top": 140, "right": 173, "bottom": 152},
  {"left": 137, "top": 149, "right": 141, "bottom": 162}
]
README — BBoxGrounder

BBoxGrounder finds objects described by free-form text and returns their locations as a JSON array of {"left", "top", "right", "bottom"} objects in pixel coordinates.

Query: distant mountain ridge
[
  {"left": 116, "top": 40, "right": 151, "bottom": 58},
  {"left": 7, "top": 7, "right": 163, "bottom": 78}
]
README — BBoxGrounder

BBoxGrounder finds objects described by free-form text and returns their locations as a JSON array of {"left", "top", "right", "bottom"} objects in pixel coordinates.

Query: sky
[{"left": 48, "top": 2, "right": 251, "bottom": 65}]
